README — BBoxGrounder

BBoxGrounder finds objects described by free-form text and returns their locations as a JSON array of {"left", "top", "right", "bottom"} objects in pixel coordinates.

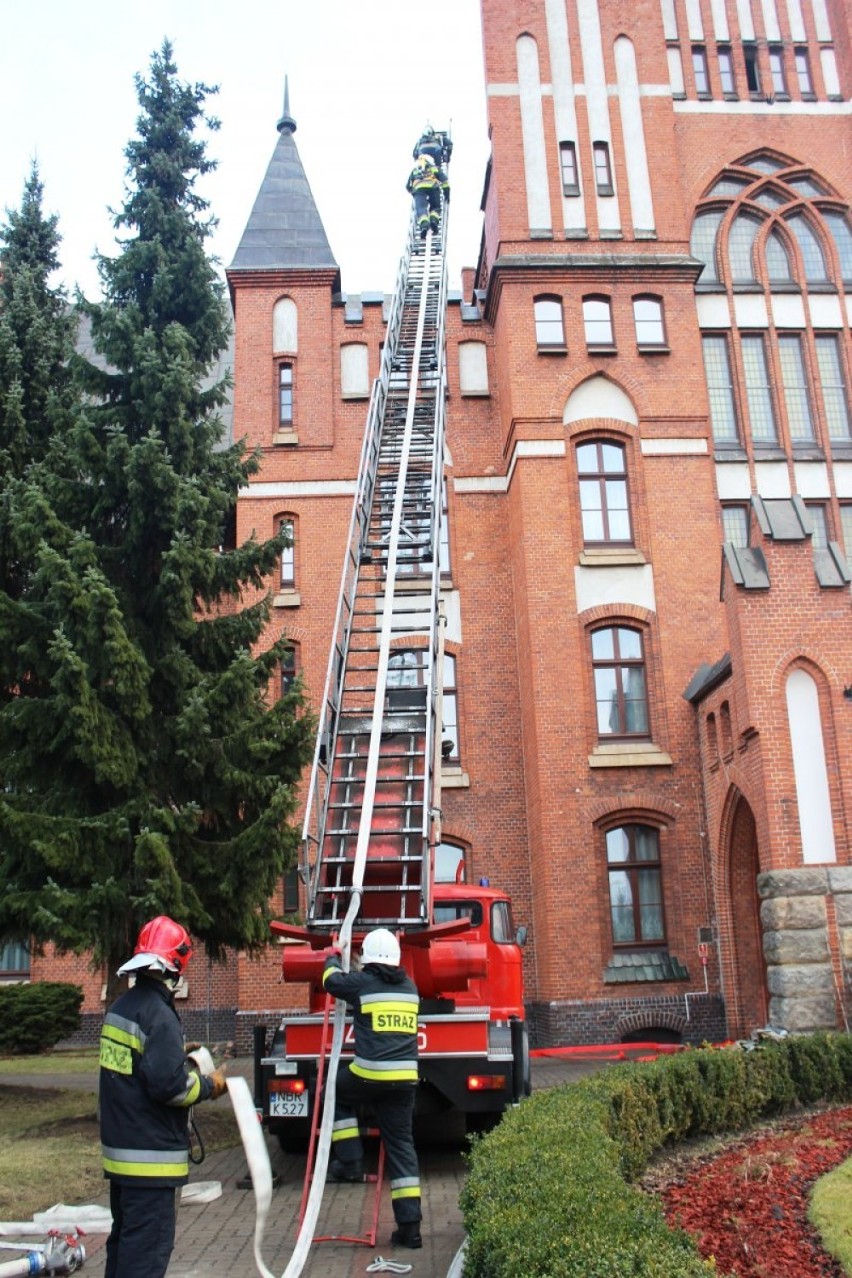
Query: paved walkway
[{"left": 0, "top": 1053, "right": 605, "bottom": 1278}]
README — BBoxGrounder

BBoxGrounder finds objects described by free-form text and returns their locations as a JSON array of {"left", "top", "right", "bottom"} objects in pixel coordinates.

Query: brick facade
[{"left": 21, "top": 0, "right": 852, "bottom": 1051}]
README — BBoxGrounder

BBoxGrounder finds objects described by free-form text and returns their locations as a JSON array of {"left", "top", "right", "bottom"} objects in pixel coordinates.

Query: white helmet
[{"left": 361, "top": 928, "right": 401, "bottom": 967}]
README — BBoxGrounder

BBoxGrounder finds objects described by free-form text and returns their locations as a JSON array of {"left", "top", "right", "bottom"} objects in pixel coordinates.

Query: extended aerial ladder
[
  {"left": 234, "top": 137, "right": 526, "bottom": 1278},
  {"left": 298, "top": 173, "right": 450, "bottom": 943},
  {"left": 231, "top": 145, "right": 455, "bottom": 1278}
]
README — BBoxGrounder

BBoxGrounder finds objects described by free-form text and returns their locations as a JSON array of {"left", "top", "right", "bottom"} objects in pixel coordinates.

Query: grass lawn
[
  {"left": 0, "top": 1049, "right": 99, "bottom": 1076},
  {"left": 0, "top": 1071, "right": 241, "bottom": 1222}
]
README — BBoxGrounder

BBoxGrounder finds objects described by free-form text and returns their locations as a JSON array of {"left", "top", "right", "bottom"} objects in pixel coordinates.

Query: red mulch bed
[{"left": 649, "top": 1106, "right": 852, "bottom": 1277}]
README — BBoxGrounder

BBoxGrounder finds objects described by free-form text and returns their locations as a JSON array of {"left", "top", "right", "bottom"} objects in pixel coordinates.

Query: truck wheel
[
  {"left": 519, "top": 1023, "right": 531, "bottom": 1097},
  {"left": 465, "top": 1111, "right": 501, "bottom": 1137},
  {"left": 512, "top": 1021, "right": 532, "bottom": 1099},
  {"left": 275, "top": 1121, "right": 310, "bottom": 1153}
]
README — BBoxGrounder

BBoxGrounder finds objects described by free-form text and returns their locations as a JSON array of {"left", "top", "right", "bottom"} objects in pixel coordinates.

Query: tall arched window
[
  {"left": 280, "top": 643, "right": 299, "bottom": 696},
  {"left": 576, "top": 440, "right": 632, "bottom": 544},
  {"left": 632, "top": 296, "right": 666, "bottom": 348},
  {"left": 591, "top": 626, "right": 649, "bottom": 738},
  {"left": 436, "top": 840, "right": 466, "bottom": 882},
  {"left": 605, "top": 824, "right": 665, "bottom": 945},
  {"left": 765, "top": 229, "right": 793, "bottom": 281},
  {"left": 785, "top": 669, "right": 836, "bottom": 863},
  {"left": 276, "top": 515, "right": 297, "bottom": 590},
  {"left": 272, "top": 297, "right": 298, "bottom": 352},
  {"left": 533, "top": 296, "right": 565, "bottom": 350},
  {"left": 786, "top": 212, "right": 828, "bottom": 281},
  {"left": 693, "top": 155, "right": 852, "bottom": 462},
  {"left": 583, "top": 295, "right": 615, "bottom": 350},
  {"left": 728, "top": 212, "right": 761, "bottom": 282},
  {"left": 690, "top": 209, "right": 724, "bottom": 283},
  {"left": 824, "top": 210, "right": 852, "bottom": 282},
  {"left": 441, "top": 653, "right": 460, "bottom": 763}
]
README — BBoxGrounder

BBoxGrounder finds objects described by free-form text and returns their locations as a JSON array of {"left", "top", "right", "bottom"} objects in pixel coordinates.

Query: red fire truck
[{"left": 258, "top": 883, "right": 528, "bottom": 1147}]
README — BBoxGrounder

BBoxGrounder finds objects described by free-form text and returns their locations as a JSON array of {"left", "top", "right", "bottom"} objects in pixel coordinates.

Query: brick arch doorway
[{"left": 726, "top": 796, "right": 768, "bottom": 1039}]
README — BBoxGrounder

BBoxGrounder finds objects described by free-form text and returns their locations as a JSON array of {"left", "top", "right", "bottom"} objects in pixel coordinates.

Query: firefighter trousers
[
  {"left": 104, "top": 1182, "right": 177, "bottom": 1278},
  {"left": 331, "top": 1066, "right": 422, "bottom": 1225},
  {"left": 412, "top": 187, "right": 441, "bottom": 235}
]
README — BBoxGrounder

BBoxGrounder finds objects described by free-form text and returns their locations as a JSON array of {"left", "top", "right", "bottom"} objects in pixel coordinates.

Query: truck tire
[
  {"left": 465, "top": 1111, "right": 501, "bottom": 1137},
  {"left": 275, "top": 1120, "right": 311, "bottom": 1153},
  {"left": 512, "top": 1019, "right": 532, "bottom": 1099}
]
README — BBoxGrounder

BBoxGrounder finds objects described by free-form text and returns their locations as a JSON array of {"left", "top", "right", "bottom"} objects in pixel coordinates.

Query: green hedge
[
  {"left": 461, "top": 1033, "right": 852, "bottom": 1277},
  {"left": 0, "top": 982, "right": 83, "bottom": 1054}
]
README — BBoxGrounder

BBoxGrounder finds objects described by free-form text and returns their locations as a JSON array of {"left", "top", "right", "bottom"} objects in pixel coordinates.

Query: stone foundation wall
[{"left": 759, "top": 867, "right": 852, "bottom": 1032}]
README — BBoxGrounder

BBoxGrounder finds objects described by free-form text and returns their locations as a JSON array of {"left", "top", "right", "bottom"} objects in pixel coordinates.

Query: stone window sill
[
  {"left": 273, "top": 590, "right": 301, "bottom": 608},
  {"left": 588, "top": 742, "right": 673, "bottom": 768},
  {"left": 273, "top": 430, "right": 299, "bottom": 447},
  {"left": 441, "top": 766, "right": 470, "bottom": 789},
  {"left": 579, "top": 547, "right": 646, "bottom": 567}
]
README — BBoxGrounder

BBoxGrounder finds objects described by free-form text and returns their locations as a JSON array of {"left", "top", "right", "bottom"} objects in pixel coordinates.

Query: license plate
[{"left": 269, "top": 1093, "right": 308, "bottom": 1118}]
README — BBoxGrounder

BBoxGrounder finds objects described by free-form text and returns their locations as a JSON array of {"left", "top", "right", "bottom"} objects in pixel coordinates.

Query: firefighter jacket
[
  {"left": 322, "top": 957, "right": 420, "bottom": 1084},
  {"left": 99, "top": 973, "right": 213, "bottom": 1187},
  {"left": 413, "top": 134, "right": 453, "bottom": 166},
  {"left": 406, "top": 160, "right": 449, "bottom": 200}
]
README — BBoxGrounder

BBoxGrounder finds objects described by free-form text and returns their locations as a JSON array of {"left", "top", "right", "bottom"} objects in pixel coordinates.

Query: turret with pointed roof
[{"left": 228, "top": 80, "right": 339, "bottom": 288}]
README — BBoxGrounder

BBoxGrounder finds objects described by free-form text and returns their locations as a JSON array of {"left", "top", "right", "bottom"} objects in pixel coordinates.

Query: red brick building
[{"left": 21, "top": 0, "right": 852, "bottom": 1049}]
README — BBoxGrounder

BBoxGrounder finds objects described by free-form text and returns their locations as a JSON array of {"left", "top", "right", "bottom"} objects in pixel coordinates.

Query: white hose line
[
  {"left": 227, "top": 946, "right": 351, "bottom": 1278},
  {"left": 227, "top": 1076, "right": 276, "bottom": 1278}
]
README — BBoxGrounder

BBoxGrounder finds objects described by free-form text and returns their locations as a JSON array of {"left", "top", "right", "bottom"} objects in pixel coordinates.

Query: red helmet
[{"left": 118, "top": 915, "right": 193, "bottom": 976}]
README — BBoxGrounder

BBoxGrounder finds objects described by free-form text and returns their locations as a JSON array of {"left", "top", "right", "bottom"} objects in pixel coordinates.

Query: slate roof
[
  {"left": 682, "top": 653, "right": 733, "bottom": 705},
  {"left": 229, "top": 82, "right": 338, "bottom": 277},
  {"left": 603, "top": 951, "right": 690, "bottom": 984}
]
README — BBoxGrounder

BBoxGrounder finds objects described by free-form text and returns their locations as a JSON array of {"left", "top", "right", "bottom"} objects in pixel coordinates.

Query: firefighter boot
[
  {"left": 391, "top": 1222, "right": 423, "bottom": 1249},
  {"left": 329, "top": 1157, "right": 363, "bottom": 1182}
]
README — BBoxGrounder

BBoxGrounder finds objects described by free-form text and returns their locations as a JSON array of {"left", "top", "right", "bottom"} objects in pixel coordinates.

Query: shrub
[
  {"left": 461, "top": 1033, "right": 852, "bottom": 1277},
  {"left": 0, "top": 982, "right": 83, "bottom": 1054}
]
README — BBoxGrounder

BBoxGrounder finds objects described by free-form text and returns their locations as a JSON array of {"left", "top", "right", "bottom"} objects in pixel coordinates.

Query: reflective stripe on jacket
[
  {"left": 322, "top": 957, "right": 420, "bottom": 1084},
  {"left": 406, "top": 163, "right": 448, "bottom": 196},
  {"left": 99, "top": 974, "right": 211, "bottom": 1187}
]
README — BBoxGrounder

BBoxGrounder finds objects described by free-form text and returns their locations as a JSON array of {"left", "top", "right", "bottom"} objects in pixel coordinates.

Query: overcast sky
[{"left": 1, "top": 0, "right": 490, "bottom": 301}]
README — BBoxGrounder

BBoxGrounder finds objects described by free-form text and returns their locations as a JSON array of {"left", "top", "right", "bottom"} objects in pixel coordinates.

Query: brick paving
[{"left": 1, "top": 1053, "right": 602, "bottom": 1278}]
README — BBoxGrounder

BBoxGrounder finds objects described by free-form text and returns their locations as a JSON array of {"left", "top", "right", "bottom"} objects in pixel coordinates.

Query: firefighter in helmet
[
  {"left": 412, "top": 124, "right": 453, "bottom": 167},
  {"left": 322, "top": 928, "right": 423, "bottom": 1250},
  {"left": 405, "top": 153, "right": 449, "bottom": 240},
  {"left": 99, "top": 916, "right": 227, "bottom": 1278}
]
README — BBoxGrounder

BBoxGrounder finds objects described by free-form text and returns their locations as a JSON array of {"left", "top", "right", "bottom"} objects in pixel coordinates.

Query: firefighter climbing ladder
[{"left": 228, "top": 147, "right": 451, "bottom": 1278}]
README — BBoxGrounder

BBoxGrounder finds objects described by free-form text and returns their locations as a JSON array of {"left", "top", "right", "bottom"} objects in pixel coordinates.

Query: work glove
[{"left": 208, "top": 1067, "right": 228, "bottom": 1101}]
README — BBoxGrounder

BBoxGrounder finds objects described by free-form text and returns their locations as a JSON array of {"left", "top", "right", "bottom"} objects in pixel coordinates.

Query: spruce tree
[
  {"left": 0, "top": 164, "right": 77, "bottom": 591},
  {"left": 0, "top": 43, "right": 314, "bottom": 984}
]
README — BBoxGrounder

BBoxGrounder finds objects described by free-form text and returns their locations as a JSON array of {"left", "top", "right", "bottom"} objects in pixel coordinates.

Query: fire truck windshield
[{"left": 433, "top": 902, "right": 483, "bottom": 927}]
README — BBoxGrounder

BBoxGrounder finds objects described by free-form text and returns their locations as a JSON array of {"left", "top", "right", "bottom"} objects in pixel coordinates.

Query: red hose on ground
[{"left": 530, "top": 1041, "right": 688, "bottom": 1062}]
